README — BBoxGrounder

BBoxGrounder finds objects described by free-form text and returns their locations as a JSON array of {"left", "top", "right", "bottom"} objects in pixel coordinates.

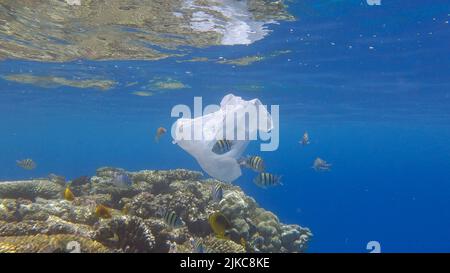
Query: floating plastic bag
[{"left": 172, "top": 94, "right": 272, "bottom": 183}]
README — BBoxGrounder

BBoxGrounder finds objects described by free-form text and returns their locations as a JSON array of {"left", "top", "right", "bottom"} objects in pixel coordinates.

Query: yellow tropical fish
[
  {"left": 208, "top": 212, "right": 232, "bottom": 239},
  {"left": 64, "top": 187, "right": 75, "bottom": 201}
]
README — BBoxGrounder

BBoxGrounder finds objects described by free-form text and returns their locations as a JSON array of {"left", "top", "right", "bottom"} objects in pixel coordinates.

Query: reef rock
[
  {"left": 0, "top": 180, "right": 63, "bottom": 200},
  {"left": 0, "top": 167, "right": 312, "bottom": 253},
  {"left": 0, "top": 234, "right": 110, "bottom": 253}
]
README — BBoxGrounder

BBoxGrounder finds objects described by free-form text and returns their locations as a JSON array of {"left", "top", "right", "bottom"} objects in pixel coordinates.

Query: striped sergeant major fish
[
  {"left": 190, "top": 238, "right": 205, "bottom": 253},
  {"left": 300, "top": 131, "right": 310, "bottom": 146},
  {"left": 16, "top": 158, "right": 36, "bottom": 170},
  {"left": 253, "top": 173, "right": 282, "bottom": 189},
  {"left": 212, "top": 139, "right": 233, "bottom": 155},
  {"left": 211, "top": 183, "right": 223, "bottom": 203},
  {"left": 239, "top": 156, "right": 265, "bottom": 172},
  {"left": 157, "top": 208, "right": 184, "bottom": 228}
]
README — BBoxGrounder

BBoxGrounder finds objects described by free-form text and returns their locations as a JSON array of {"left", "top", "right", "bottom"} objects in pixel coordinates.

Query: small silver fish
[
  {"left": 253, "top": 173, "right": 282, "bottom": 188},
  {"left": 111, "top": 172, "right": 132, "bottom": 188},
  {"left": 16, "top": 158, "right": 36, "bottom": 170},
  {"left": 240, "top": 156, "right": 265, "bottom": 172},
  {"left": 300, "top": 132, "right": 310, "bottom": 146},
  {"left": 211, "top": 183, "right": 223, "bottom": 203},
  {"left": 212, "top": 140, "right": 233, "bottom": 155},
  {"left": 312, "top": 157, "right": 332, "bottom": 171}
]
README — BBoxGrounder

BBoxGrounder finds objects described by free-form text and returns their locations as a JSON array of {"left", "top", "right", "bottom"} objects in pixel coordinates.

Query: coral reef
[
  {"left": 0, "top": 234, "right": 110, "bottom": 253},
  {"left": 0, "top": 167, "right": 312, "bottom": 253},
  {"left": 0, "top": 180, "right": 64, "bottom": 200},
  {"left": 203, "top": 236, "right": 246, "bottom": 253},
  {"left": 93, "top": 216, "right": 155, "bottom": 253}
]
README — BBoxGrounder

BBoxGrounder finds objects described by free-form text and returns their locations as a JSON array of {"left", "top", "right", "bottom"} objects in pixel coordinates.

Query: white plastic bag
[{"left": 172, "top": 94, "right": 272, "bottom": 183}]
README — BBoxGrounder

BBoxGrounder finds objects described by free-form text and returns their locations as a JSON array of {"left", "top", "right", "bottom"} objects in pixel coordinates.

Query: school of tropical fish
[
  {"left": 6, "top": 124, "right": 327, "bottom": 253},
  {"left": 204, "top": 131, "right": 331, "bottom": 190}
]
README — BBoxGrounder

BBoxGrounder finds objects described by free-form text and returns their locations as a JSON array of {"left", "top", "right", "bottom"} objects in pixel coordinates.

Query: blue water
[{"left": 1, "top": 0, "right": 450, "bottom": 252}]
